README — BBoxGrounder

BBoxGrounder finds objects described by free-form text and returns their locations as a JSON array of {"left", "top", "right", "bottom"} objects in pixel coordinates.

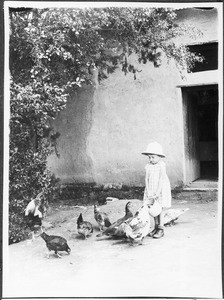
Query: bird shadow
[
  {"left": 73, "top": 234, "right": 89, "bottom": 240},
  {"left": 111, "top": 239, "right": 150, "bottom": 247},
  {"left": 165, "top": 220, "right": 191, "bottom": 227},
  {"left": 95, "top": 234, "right": 125, "bottom": 241},
  {"left": 44, "top": 252, "right": 70, "bottom": 259},
  {"left": 95, "top": 236, "right": 111, "bottom": 242},
  {"left": 111, "top": 239, "right": 129, "bottom": 246}
]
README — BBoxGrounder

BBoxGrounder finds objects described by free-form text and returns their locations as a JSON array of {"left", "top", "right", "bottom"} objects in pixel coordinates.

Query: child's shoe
[
  {"left": 153, "top": 228, "right": 164, "bottom": 238},
  {"left": 148, "top": 227, "right": 158, "bottom": 237}
]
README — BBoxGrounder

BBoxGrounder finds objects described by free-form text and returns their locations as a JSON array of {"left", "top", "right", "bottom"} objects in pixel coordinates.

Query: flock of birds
[{"left": 24, "top": 196, "right": 189, "bottom": 258}]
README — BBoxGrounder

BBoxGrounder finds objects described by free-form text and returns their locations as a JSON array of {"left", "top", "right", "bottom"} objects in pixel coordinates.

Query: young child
[{"left": 142, "top": 142, "right": 171, "bottom": 238}]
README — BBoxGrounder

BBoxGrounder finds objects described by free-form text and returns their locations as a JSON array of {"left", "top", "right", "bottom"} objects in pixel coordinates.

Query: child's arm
[
  {"left": 144, "top": 166, "right": 155, "bottom": 205},
  {"left": 145, "top": 166, "right": 151, "bottom": 195},
  {"left": 155, "top": 163, "right": 166, "bottom": 198}
]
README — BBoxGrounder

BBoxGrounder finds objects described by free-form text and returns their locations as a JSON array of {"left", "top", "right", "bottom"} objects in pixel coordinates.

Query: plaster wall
[
  {"left": 47, "top": 8, "right": 219, "bottom": 188},
  {"left": 175, "top": 8, "right": 218, "bottom": 44},
  {"left": 48, "top": 57, "right": 185, "bottom": 187},
  {"left": 86, "top": 59, "right": 185, "bottom": 187},
  {"left": 47, "top": 86, "right": 95, "bottom": 183}
]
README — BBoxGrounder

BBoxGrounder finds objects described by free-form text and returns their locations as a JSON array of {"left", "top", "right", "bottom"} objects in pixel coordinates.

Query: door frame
[{"left": 181, "top": 84, "right": 218, "bottom": 185}]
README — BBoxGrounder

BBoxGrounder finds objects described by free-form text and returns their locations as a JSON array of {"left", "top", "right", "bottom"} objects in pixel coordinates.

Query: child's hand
[
  {"left": 153, "top": 194, "right": 159, "bottom": 200},
  {"left": 146, "top": 196, "right": 155, "bottom": 206}
]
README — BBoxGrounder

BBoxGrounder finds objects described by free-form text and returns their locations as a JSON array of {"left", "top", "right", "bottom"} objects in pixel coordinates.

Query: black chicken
[
  {"left": 96, "top": 201, "right": 133, "bottom": 238},
  {"left": 40, "top": 231, "right": 71, "bottom": 258},
  {"left": 77, "top": 213, "right": 93, "bottom": 239}
]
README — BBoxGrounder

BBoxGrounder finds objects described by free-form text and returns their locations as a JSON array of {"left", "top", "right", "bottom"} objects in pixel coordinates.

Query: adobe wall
[{"left": 47, "top": 57, "right": 185, "bottom": 187}]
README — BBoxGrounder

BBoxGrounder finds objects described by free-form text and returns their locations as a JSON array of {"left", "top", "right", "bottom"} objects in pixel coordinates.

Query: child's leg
[
  {"left": 158, "top": 212, "right": 164, "bottom": 227},
  {"left": 148, "top": 216, "right": 159, "bottom": 237},
  {"left": 155, "top": 215, "right": 160, "bottom": 226},
  {"left": 153, "top": 212, "right": 164, "bottom": 238}
]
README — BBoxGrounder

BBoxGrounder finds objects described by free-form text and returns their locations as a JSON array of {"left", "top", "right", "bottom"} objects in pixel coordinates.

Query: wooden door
[{"left": 182, "top": 89, "right": 200, "bottom": 184}]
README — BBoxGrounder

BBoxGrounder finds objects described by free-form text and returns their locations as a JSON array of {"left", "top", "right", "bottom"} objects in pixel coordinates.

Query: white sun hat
[{"left": 142, "top": 142, "right": 165, "bottom": 157}]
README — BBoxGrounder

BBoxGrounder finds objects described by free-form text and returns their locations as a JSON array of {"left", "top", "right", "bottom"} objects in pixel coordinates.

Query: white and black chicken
[
  {"left": 119, "top": 203, "right": 151, "bottom": 245},
  {"left": 163, "top": 208, "right": 189, "bottom": 226},
  {"left": 24, "top": 193, "right": 43, "bottom": 241}
]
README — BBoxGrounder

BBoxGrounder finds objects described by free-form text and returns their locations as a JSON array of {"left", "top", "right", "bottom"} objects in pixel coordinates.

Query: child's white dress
[{"left": 143, "top": 161, "right": 171, "bottom": 208}]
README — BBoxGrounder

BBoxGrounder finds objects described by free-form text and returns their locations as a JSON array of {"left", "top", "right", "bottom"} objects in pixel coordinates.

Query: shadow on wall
[{"left": 47, "top": 85, "right": 95, "bottom": 183}]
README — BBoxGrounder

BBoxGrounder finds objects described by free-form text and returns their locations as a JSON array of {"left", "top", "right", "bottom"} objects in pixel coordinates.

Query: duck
[
  {"left": 94, "top": 203, "right": 111, "bottom": 231},
  {"left": 163, "top": 208, "right": 189, "bottom": 226},
  {"left": 96, "top": 201, "right": 133, "bottom": 238},
  {"left": 24, "top": 192, "right": 43, "bottom": 241},
  {"left": 120, "top": 203, "right": 151, "bottom": 245},
  {"left": 77, "top": 213, "right": 93, "bottom": 239},
  {"left": 40, "top": 231, "right": 71, "bottom": 258}
]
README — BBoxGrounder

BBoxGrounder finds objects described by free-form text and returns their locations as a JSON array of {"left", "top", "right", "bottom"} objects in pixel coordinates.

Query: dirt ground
[{"left": 3, "top": 190, "right": 222, "bottom": 299}]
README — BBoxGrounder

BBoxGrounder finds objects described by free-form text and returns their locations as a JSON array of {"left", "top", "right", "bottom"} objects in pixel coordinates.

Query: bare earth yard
[{"left": 3, "top": 191, "right": 222, "bottom": 299}]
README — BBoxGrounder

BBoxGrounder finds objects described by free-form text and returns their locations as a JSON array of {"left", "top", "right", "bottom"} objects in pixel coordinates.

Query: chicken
[
  {"left": 163, "top": 208, "right": 189, "bottom": 226},
  {"left": 96, "top": 201, "right": 133, "bottom": 238},
  {"left": 120, "top": 203, "right": 151, "bottom": 245},
  {"left": 24, "top": 193, "right": 43, "bottom": 241},
  {"left": 94, "top": 203, "right": 111, "bottom": 231},
  {"left": 77, "top": 213, "right": 93, "bottom": 239},
  {"left": 40, "top": 231, "right": 71, "bottom": 258}
]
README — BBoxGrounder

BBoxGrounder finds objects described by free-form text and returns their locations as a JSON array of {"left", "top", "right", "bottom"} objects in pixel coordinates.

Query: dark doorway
[{"left": 182, "top": 85, "right": 218, "bottom": 183}]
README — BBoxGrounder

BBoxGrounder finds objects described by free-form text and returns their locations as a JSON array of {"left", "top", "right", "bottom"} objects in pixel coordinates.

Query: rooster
[
  {"left": 77, "top": 213, "right": 93, "bottom": 239},
  {"left": 96, "top": 201, "right": 133, "bottom": 238},
  {"left": 120, "top": 203, "right": 151, "bottom": 245},
  {"left": 24, "top": 192, "right": 43, "bottom": 241},
  {"left": 94, "top": 203, "right": 111, "bottom": 231},
  {"left": 163, "top": 208, "right": 190, "bottom": 226},
  {"left": 40, "top": 231, "right": 71, "bottom": 258}
]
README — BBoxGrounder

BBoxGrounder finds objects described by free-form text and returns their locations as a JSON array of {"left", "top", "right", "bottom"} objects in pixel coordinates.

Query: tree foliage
[
  {"left": 10, "top": 7, "right": 202, "bottom": 84},
  {"left": 8, "top": 6, "right": 202, "bottom": 243}
]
